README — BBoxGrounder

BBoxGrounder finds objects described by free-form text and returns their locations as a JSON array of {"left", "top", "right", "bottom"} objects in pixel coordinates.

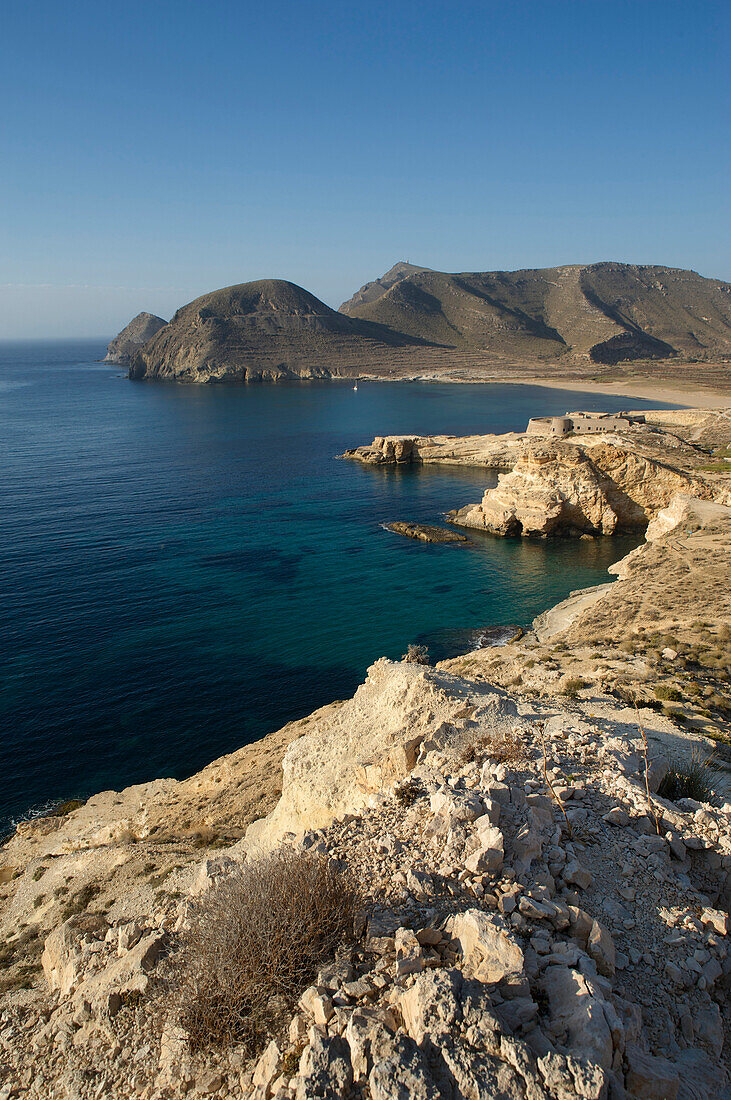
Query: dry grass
[
  {"left": 458, "top": 723, "right": 526, "bottom": 767},
  {"left": 170, "top": 849, "right": 362, "bottom": 1053},
  {"left": 560, "top": 675, "right": 588, "bottom": 698}
]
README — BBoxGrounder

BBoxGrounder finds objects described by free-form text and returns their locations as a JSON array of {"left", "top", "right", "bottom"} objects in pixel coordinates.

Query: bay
[{"left": 0, "top": 339, "right": 679, "bottom": 831}]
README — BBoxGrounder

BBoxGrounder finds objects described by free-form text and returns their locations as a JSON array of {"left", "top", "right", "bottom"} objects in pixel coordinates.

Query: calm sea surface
[{"left": 0, "top": 340, "right": 681, "bottom": 831}]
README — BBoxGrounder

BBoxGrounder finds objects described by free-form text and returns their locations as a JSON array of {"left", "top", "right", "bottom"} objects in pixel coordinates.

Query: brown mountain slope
[
  {"left": 339, "top": 260, "right": 431, "bottom": 312},
  {"left": 129, "top": 279, "right": 426, "bottom": 383},
  {"left": 342, "top": 262, "right": 731, "bottom": 364},
  {"left": 104, "top": 312, "right": 167, "bottom": 364}
]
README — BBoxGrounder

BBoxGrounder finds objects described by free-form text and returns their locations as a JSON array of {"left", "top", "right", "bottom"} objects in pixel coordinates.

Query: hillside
[
  {"left": 128, "top": 279, "right": 423, "bottom": 382},
  {"left": 341, "top": 262, "right": 731, "bottom": 365},
  {"left": 339, "top": 260, "right": 432, "bottom": 312},
  {"left": 104, "top": 311, "right": 167, "bottom": 364}
]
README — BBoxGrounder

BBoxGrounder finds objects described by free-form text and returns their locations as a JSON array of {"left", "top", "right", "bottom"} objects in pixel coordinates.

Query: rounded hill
[{"left": 129, "top": 279, "right": 423, "bottom": 382}]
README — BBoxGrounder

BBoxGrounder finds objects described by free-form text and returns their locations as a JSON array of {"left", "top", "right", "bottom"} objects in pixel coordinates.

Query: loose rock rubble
[{"left": 1, "top": 678, "right": 728, "bottom": 1099}]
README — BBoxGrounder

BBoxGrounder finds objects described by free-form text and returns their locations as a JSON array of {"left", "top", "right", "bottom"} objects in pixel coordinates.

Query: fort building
[{"left": 526, "top": 411, "right": 645, "bottom": 437}]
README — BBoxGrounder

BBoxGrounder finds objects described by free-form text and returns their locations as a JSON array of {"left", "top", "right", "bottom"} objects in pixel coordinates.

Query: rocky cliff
[
  {"left": 104, "top": 312, "right": 167, "bottom": 364},
  {"left": 448, "top": 440, "right": 718, "bottom": 537},
  {"left": 1, "top": 419, "right": 729, "bottom": 1098},
  {"left": 1, "top": 639, "right": 728, "bottom": 1097}
]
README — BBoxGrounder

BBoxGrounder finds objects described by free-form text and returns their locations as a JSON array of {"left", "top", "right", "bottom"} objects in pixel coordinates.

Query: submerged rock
[{"left": 385, "top": 522, "right": 468, "bottom": 543}]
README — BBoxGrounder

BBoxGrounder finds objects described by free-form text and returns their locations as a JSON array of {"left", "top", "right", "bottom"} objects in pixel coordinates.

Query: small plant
[
  {"left": 170, "top": 849, "right": 362, "bottom": 1053},
  {"left": 654, "top": 683, "right": 682, "bottom": 702},
  {"left": 394, "top": 778, "right": 422, "bottom": 806},
  {"left": 537, "top": 721, "right": 572, "bottom": 840},
  {"left": 634, "top": 706, "right": 662, "bottom": 835},
  {"left": 560, "top": 676, "right": 588, "bottom": 698},
  {"left": 658, "top": 750, "right": 717, "bottom": 804},
  {"left": 32, "top": 865, "right": 47, "bottom": 882},
  {"left": 402, "top": 643, "right": 431, "bottom": 665}
]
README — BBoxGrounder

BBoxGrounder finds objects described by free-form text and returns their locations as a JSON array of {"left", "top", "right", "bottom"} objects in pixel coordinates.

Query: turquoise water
[{"left": 0, "top": 341, "right": 680, "bottom": 831}]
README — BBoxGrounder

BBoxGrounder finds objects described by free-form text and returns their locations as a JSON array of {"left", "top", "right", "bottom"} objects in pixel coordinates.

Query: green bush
[{"left": 658, "top": 753, "right": 716, "bottom": 803}]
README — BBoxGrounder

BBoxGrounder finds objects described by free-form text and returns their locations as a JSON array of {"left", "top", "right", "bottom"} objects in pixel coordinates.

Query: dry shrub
[
  {"left": 459, "top": 724, "right": 526, "bottom": 767},
  {"left": 402, "top": 643, "right": 431, "bottom": 665},
  {"left": 172, "top": 849, "right": 362, "bottom": 1053},
  {"left": 560, "top": 676, "right": 588, "bottom": 698},
  {"left": 394, "top": 777, "right": 423, "bottom": 806}
]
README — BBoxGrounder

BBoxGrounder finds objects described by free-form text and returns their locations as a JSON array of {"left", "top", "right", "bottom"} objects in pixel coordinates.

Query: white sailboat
[{"left": 353, "top": 380, "right": 359, "bottom": 391}]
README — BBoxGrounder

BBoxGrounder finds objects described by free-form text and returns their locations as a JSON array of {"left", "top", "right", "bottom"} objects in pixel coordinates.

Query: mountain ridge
[
  {"left": 340, "top": 261, "right": 731, "bottom": 364},
  {"left": 115, "top": 262, "right": 731, "bottom": 386}
]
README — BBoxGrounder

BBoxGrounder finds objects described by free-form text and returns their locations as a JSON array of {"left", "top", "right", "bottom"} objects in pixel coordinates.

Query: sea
[{"left": 0, "top": 340, "right": 681, "bottom": 833}]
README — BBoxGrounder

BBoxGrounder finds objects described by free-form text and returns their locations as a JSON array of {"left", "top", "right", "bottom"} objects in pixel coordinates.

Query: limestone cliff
[
  {"left": 448, "top": 440, "right": 716, "bottom": 537},
  {"left": 104, "top": 312, "right": 167, "bottom": 364}
]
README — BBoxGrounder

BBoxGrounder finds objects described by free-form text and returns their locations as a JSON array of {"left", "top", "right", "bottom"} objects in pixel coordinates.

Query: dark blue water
[{"left": 0, "top": 340, "right": 681, "bottom": 831}]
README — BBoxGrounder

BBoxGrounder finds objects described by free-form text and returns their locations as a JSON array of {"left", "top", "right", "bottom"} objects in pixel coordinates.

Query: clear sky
[{"left": 1, "top": 0, "right": 729, "bottom": 338}]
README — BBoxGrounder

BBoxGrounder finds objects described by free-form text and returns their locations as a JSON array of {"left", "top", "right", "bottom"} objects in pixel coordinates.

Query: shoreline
[{"left": 354, "top": 370, "right": 729, "bottom": 408}]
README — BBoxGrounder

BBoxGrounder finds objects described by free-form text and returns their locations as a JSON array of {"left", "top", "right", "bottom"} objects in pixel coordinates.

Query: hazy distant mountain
[
  {"left": 339, "top": 261, "right": 431, "bottom": 313},
  {"left": 340, "top": 262, "right": 731, "bottom": 364},
  {"left": 104, "top": 312, "right": 167, "bottom": 364},
  {"left": 129, "top": 279, "right": 424, "bottom": 382}
]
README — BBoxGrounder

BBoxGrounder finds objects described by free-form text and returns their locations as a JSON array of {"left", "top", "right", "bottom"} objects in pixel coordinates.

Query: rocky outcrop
[
  {"left": 343, "top": 433, "right": 521, "bottom": 468},
  {"left": 339, "top": 261, "right": 432, "bottom": 313},
  {"left": 385, "top": 522, "right": 468, "bottom": 543},
  {"left": 448, "top": 440, "right": 717, "bottom": 538},
  {"left": 104, "top": 312, "right": 167, "bottom": 364},
  {"left": 243, "top": 659, "right": 518, "bottom": 853}
]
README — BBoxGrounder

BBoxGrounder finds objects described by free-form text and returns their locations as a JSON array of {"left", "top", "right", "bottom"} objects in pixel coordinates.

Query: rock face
[
  {"left": 342, "top": 433, "right": 521, "bottom": 468},
  {"left": 104, "top": 312, "right": 167, "bottom": 364},
  {"left": 243, "top": 659, "right": 517, "bottom": 853},
  {"left": 448, "top": 440, "right": 716, "bottom": 537},
  {"left": 385, "top": 522, "right": 468, "bottom": 543},
  {"left": 128, "top": 279, "right": 421, "bottom": 383}
]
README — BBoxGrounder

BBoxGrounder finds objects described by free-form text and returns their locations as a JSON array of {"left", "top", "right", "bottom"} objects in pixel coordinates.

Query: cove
[{"left": 0, "top": 340, "right": 681, "bottom": 831}]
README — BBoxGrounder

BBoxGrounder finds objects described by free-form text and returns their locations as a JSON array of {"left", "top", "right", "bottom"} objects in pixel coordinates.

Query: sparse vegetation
[
  {"left": 402, "top": 643, "right": 431, "bottom": 665},
  {"left": 394, "top": 778, "right": 423, "bottom": 806},
  {"left": 560, "top": 676, "right": 588, "bottom": 698},
  {"left": 654, "top": 683, "right": 682, "bottom": 702},
  {"left": 170, "top": 849, "right": 362, "bottom": 1053},
  {"left": 657, "top": 751, "right": 717, "bottom": 804}
]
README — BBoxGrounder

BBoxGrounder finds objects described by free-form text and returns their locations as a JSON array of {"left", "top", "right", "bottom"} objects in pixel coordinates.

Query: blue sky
[{"left": 1, "top": 0, "right": 729, "bottom": 337}]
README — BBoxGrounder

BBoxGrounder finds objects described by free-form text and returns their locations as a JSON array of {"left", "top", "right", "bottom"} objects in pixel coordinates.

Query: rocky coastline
[
  {"left": 1, "top": 409, "right": 730, "bottom": 1099},
  {"left": 344, "top": 409, "right": 731, "bottom": 539}
]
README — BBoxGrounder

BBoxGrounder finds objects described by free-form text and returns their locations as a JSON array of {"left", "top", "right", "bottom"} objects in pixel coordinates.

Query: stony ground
[
  {"left": 2, "top": 412, "right": 730, "bottom": 1100},
  {"left": 1, "top": 688, "right": 728, "bottom": 1100}
]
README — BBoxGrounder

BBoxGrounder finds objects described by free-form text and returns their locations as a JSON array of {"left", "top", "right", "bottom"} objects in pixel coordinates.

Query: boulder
[
  {"left": 398, "top": 969, "right": 463, "bottom": 1044},
  {"left": 625, "top": 1043, "right": 679, "bottom": 1099},
  {"left": 369, "top": 1035, "right": 441, "bottom": 1100},
  {"left": 295, "top": 1032, "right": 353, "bottom": 1100},
  {"left": 541, "top": 965, "right": 615, "bottom": 1071},
  {"left": 446, "top": 909, "right": 524, "bottom": 983}
]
